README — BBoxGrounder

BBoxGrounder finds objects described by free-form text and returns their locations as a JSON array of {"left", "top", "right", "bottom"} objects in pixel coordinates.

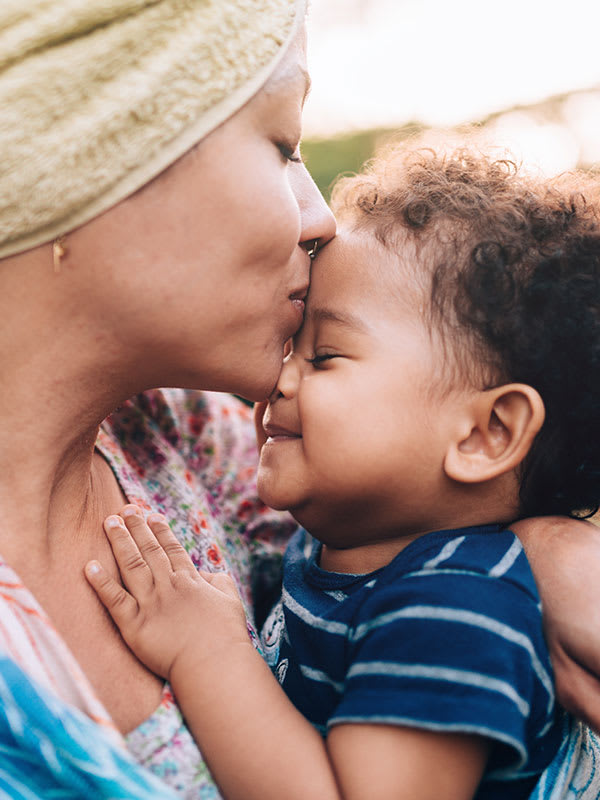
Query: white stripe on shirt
[
  {"left": 351, "top": 604, "right": 554, "bottom": 711},
  {"left": 489, "top": 538, "right": 523, "bottom": 578},
  {"left": 347, "top": 661, "right": 530, "bottom": 716},
  {"left": 422, "top": 536, "right": 466, "bottom": 569}
]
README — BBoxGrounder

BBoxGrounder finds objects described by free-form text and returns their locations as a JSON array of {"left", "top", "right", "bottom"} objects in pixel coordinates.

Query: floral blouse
[
  {"left": 97, "top": 389, "right": 295, "bottom": 796},
  {"left": 0, "top": 390, "right": 274, "bottom": 796}
]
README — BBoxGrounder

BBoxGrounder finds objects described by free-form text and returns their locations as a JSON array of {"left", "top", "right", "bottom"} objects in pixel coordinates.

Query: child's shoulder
[
  {"left": 385, "top": 523, "right": 539, "bottom": 605},
  {"left": 341, "top": 524, "right": 561, "bottom": 788}
]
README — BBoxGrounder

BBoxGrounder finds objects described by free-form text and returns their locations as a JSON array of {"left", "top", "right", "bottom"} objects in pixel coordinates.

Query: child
[{"left": 85, "top": 144, "right": 600, "bottom": 800}]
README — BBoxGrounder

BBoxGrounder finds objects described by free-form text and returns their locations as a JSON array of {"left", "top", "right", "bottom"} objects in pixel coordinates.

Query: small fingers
[
  {"left": 120, "top": 505, "right": 171, "bottom": 571},
  {"left": 146, "top": 514, "right": 197, "bottom": 574},
  {"left": 103, "top": 513, "right": 154, "bottom": 596},
  {"left": 85, "top": 560, "right": 139, "bottom": 629},
  {"left": 199, "top": 571, "right": 241, "bottom": 601}
]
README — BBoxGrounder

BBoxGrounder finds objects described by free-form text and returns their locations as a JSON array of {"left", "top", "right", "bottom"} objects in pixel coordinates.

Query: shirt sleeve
[{"left": 332, "top": 566, "right": 557, "bottom": 774}]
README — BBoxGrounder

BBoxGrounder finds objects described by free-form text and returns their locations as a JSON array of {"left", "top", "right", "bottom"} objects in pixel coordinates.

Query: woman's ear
[{"left": 444, "top": 384, "right": 545, "bottom": 484}]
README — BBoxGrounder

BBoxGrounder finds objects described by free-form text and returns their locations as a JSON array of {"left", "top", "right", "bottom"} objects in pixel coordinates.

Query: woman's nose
[{"left": 291, "top": 163, "right": 336, "bottom": 254}]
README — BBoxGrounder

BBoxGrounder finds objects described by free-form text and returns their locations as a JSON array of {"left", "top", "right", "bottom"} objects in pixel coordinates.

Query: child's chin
[
  {"left": 256, "top": 481, "right": 289, "bottom": 513},
  {"left": 262, "top": 497, "right": 291, "bottom": 513}
]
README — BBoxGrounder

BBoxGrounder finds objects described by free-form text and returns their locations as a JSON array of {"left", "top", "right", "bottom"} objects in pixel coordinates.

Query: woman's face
[{"left": 71, "top": 28, "right": 336, "bottom": 401}]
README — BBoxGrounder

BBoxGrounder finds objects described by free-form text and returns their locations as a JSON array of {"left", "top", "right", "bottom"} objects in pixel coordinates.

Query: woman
[
  {"left": 1, "top": 0, "right": 333, "bottom": 795},
  {"left": 0, "top": 0, "right": 598, "bottom": 797}
]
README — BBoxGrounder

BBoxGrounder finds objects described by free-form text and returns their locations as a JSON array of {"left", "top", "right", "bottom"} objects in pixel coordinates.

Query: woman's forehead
[{"left": 264, "top": 26, "right": 309, "bottom": 100}]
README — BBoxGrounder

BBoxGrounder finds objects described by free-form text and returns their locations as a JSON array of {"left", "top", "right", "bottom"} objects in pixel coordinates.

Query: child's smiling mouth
[{"left": 262, "top": 421, "right": 302, "bottom": 443}]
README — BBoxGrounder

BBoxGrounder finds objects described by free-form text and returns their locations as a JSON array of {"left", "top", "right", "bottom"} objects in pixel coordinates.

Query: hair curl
[{"left": 331, "top": 143, "right": 600, "bottom": 519}]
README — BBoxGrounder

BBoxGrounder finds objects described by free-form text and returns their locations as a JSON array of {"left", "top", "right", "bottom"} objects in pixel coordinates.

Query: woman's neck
[
  {"left": 0, "top": 248, "right": 141, "bottom": 567},
  {"left": 0, "top": 378, "right": 127, "bottom": 572}
]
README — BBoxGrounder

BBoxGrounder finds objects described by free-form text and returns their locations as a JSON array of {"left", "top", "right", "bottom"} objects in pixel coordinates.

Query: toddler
[{"left": 86, "top": 144, "right": 600, "bottom": 800}]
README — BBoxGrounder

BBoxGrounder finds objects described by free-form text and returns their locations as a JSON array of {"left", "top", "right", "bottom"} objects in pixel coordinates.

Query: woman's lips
[
  {"left": 290, "top": 297, "right": 305, "bottom": 315},
  {"left": 289, "top": 283, "right": 308, "bottom": 317}
]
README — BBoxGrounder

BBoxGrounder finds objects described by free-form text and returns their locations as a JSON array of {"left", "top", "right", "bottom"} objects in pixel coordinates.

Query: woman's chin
[
  {"left": 198, "top": 366, "right": 279, "bottom": 404},
  {"left": 232, "top": 356, "right": 287, "bottom": 403}
]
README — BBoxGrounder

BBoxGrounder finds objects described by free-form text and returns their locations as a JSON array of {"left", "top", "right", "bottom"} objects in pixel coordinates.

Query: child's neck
[
  {"left": 320, "top": 534, "right": 425, "bottom": 574},
  {"left": 318, "top": 501, "right": 518, "bottom": 574}
]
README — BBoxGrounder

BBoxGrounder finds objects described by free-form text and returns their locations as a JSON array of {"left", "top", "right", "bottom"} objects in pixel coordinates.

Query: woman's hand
[
  {"left": 512, "top": 515, "right": 600, "bottom": 730},
  {"left": 85, "top": 505, "right": 249, "bottom": 682}
]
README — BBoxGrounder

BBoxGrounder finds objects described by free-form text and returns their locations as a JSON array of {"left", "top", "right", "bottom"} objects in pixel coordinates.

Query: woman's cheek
[{"left": 263, "top": 174, "right": 304, "bottom": 257}]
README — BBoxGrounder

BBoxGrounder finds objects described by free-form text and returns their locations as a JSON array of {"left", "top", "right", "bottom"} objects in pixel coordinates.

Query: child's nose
[{"left": 269, "top": 351, "right": 300, "bottom": 402}]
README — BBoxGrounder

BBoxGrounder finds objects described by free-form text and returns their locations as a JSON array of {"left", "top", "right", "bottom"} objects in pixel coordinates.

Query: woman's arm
[
  {"left": 85, "top": 507, "right": 487, "bottom": 800},
  {"left": 512, "top": 516, "right": 600, "bottom": 730}
]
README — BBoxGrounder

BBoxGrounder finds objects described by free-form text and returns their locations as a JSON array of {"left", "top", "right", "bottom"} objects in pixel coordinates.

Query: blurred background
[{"left": 303, "top": 0, "right": 600, "bottom": 200}]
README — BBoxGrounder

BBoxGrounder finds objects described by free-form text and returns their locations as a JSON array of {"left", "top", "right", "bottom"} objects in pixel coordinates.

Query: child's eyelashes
[{"left": 306, "top": 354, "right": 340, "bottom": 368}]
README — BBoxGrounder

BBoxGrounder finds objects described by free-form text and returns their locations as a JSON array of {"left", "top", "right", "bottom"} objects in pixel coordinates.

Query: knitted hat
[{"left": 0, "top": 0, "right": 306, "bottom": 259}]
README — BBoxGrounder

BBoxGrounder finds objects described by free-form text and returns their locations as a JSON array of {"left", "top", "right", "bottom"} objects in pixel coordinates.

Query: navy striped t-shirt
[{"left": 261, "top": 525, "right": 562, "bottom": 800}]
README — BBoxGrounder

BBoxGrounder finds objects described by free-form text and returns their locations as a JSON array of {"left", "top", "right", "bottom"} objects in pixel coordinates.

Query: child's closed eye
[{"left": 306, "top": 353, "right": 341, "bottom": 368}]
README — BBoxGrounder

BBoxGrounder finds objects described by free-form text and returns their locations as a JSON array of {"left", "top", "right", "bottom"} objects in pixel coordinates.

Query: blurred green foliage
[{"left": 302, "top": 123, "right": 424, "bottom": 202}]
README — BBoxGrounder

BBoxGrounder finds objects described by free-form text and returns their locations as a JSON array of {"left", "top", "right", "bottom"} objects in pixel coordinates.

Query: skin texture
[
  {"left": 511, "top": 515, "right": 600, "bottom": 731},
  {"left": 0, "top": 27, "right": 335, "bottom": 735}
]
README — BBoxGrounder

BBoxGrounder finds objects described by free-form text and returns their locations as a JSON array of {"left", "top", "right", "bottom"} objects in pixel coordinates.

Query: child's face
[{"left": 257, "top": 230, "right": 463, "bottom": 547}]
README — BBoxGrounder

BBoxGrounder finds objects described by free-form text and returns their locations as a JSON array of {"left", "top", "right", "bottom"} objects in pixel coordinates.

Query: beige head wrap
[{"left": 0, "top": 0, "right": 306, "bottom": 259}]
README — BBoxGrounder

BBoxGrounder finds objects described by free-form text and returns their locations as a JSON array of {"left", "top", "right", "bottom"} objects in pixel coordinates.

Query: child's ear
[{"left": 444, "top": 384, "right": 545, "bottom": 484}]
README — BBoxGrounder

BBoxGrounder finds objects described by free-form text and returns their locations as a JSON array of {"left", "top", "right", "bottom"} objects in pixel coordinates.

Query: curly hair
[{"left": 331, "top": 143, "right": 600, "bottom": 519}]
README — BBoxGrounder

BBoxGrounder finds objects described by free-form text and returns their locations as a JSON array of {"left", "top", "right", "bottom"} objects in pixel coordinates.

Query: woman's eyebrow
[{"left": 308, "top": 307, "right": 367, "bottom": 332}]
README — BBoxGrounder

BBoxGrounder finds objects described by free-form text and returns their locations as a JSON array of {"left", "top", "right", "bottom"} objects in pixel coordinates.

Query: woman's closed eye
[{"left": 277, "top": 142, "right": 303, "bottom": 164}]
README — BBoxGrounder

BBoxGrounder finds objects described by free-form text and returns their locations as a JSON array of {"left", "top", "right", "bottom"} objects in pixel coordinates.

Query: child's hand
[{"left": 85, "top": 505, "right": 249, "bottom": 682}]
